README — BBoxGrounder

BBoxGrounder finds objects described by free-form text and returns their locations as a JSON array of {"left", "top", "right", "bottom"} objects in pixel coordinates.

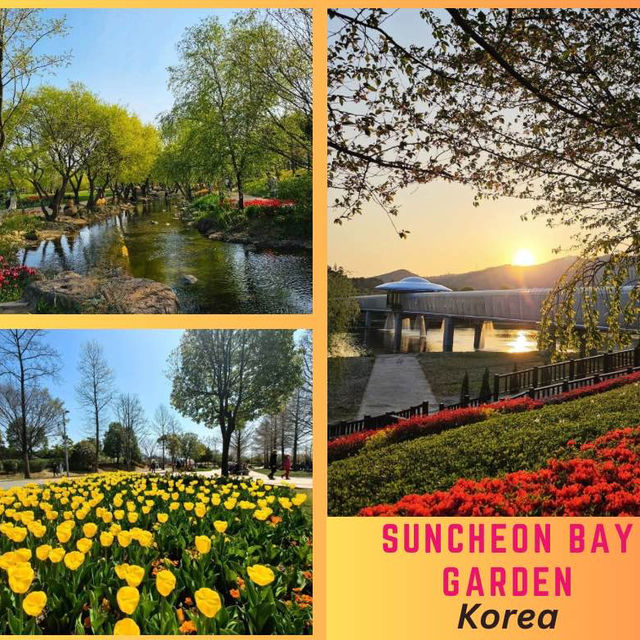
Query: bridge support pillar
[
  {"left": 394, "top": 313, "right": 403, "bottom": 352},
  {"left": 419, "top": 315, "right": 427, "bottom": 337},
  {"left": 402, "top": 317, "right": 411, "bottom": 331},
  {"left": 473, "top": 321, "right": 484, "bottom": 350},
  {"left": 442, "top": 317, "right": 455, "bottom": 352},
  {"left": 383, "top": 312, "right": 394, "bottom": 332},
  {"left": 364, "top": 310, "right": 372, "bottom": 329}
]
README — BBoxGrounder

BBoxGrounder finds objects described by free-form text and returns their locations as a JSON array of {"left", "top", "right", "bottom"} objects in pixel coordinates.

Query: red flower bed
[
  {"left": 328, "top": 371, "right": 640, "bottom": 463},
  {"left": 244, "top": 198, "right": 294, "bottom": 208},
  {"left": 359, "top": 426, "right": 640, "bottom": 517},
  {"left": 0, "top": 256, "right": 38, "bottom": 302}
]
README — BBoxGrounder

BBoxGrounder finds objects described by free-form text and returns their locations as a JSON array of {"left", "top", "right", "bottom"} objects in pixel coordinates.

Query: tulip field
[{"left": 0, "top": 472, "right": 313, "bottom": 635}]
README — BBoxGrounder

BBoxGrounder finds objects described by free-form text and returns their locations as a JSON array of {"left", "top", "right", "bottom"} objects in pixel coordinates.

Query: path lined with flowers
[{"left": 355, "top": 354, "right": 437, "bottom": 419}]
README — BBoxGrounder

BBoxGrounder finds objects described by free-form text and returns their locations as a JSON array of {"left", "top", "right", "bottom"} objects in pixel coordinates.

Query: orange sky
[{"left": 328, "top": 181, "right": 580, "bottom": 278}]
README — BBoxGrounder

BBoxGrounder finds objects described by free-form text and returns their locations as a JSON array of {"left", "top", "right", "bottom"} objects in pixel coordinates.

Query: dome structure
[{"left": 375, "top": 276, "right": 452, "bottom": 293}]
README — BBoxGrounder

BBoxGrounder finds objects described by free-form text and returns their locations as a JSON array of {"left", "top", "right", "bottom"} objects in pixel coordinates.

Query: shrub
[
  {"left": 1, "top": 459, "right": 17, "bottom": 474},
  {"left": 360, "top": 426, "right": 640, "bottom": 517},
  {"left": 327, "top": 372, "right": 640, "bottom": 462},
  {"left": 327, "top": 382, "right": 640, "bottom": 515},
  {"left": 0, "top": 256, "right": 38, "bottom": 302}
]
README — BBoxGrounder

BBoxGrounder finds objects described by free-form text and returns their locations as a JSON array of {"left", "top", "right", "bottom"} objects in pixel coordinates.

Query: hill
[{"left": 353, "top": 256, "right": 578, "bottom": 293}]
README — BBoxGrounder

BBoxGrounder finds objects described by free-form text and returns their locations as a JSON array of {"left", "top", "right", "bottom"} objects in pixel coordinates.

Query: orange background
[{"left": 2, "top": 3, "right": 640, "bottom": 639}]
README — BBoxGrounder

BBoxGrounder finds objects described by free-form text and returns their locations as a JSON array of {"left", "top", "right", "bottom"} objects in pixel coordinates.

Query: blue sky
[
  {"left": 35, "top": 9, "right": 240, "bottom": 124},
  {"left": 30, "top": 329, "right": 306, "bottom": 447}
]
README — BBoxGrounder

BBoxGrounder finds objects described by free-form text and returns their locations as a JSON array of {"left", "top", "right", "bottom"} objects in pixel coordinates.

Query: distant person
[
  {"left": 268, "top": 450, "right": 278, "bottom": 480},
  {"left": 150, "top": 460, "right": 157, "bottom": 472},
  {"left": 281, "top": 454, "right": 291, "bottom": 481}
]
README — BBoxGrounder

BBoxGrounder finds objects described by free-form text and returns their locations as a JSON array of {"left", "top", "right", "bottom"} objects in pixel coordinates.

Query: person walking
[
  {"left": 281, "top": 454, "right": 291, "bottom": 481},
  {"left": 268, "top": 450, "right": 278, "bottom": 480}
]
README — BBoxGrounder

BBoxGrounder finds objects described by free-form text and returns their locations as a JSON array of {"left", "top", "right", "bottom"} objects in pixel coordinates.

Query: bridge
[{"left": 358, "top": 286, "right": 638, "bottom": 352}]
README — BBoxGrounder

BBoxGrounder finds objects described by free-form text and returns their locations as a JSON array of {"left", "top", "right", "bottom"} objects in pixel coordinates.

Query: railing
[
  {"left": 491, "top": 346, "right": 640, "bottom": 401},
  {"left": 327, "top": 357, "right": 640, "bottom": 440}
]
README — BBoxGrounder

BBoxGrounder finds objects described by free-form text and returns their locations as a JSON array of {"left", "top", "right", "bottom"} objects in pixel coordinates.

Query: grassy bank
[
  {"left": 328, "top": 356, "right": 375, "bottom": 423},
  {"left": 416, "top": 351, "right": 547, "bottom": 404},
  {"left": 328, "top": 382, "right": 640, "bottom": 515}
]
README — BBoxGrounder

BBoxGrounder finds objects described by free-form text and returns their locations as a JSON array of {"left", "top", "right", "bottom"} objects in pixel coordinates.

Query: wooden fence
[
  {"left": 328, "top": 346, "right": 640, "bottom": 440},
  {"left": 491, "top": 345, "right": 640, "bottom": 401}
]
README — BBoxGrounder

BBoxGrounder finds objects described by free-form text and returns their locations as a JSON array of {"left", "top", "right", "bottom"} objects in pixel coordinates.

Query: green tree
[
  {"left": 479, "top": 368, "right": 492, "bottom": 403},
  {"left": 169, "top": 16, "right": 281, "bottom": 208},
  {"left": 460, "top": 371, "right": 470, "bottom": 404},
  {"left": 103, "top": 422, "right": 124, "bottom": 465},
  {"left": 169, "top": 330, "right": 301, "bottom": 476},
  {"left": 0, "top": 9, "right": 69, "bottom": 151},
  {"left": 328, "top": 266, "right": 361, "bottom": 341}
]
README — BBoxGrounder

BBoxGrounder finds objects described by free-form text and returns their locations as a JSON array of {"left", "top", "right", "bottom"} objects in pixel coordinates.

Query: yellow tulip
[
  {"left": 8, "top": 563, "right": 34, "bottom": 593},
  {"left": 117, "top": 586, "right": 140, "bottom": 614},
  {"left": 100, "top": 531, "right": 114, "bottom": 547},
  {"left": 64, "top": 551, "right": 85, "bottom": 571},
  {"left": 117, "top": 530, "right": 132, "bottom": 547},
  {"left": 194, "top": 587, "right": 222, "bottom": 618},
  {"left": 36, "top": 544, "right": 52, "bottom": 561},
  {"left": 23, "top": 590, "right": 47, "bottom": 616},
  {"left": 157, "top": 513, "right": 168, "bottom": 524},
  {"left": 247, "top": 564, "right": 275, "bottom": 587},
  {"left": 48, "top": 548, "right": 65, "bottom": 564},
  {"left": 292, "top": 493, "right": 307, "bottom": 506},
  {"left": 124, "top": 565, "right": 145, "bottom": 588},
  {"left": 213, "top": 521, "right": 228, "bottom": 534},
  {"left": 156, "top": 569, "right": 176, "bottom": 597},
  {"left": 76, "top": 537, "right": 93, "bottom": 553},
  {"left": 113, "top": 618, "right": 140, "bottom": 635},
  {"left": 82, "top": 522, "right": 98, "bottom": 538},
  {"left": 195, "top": 535, "right": 211, "bottom": 554}
]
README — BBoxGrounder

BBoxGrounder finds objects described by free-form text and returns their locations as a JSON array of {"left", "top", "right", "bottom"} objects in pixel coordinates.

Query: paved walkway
[
  {"left": 355, "top": 353, "right": 437, "bottom": 419},
  {"left": 0, "top": 469, "right": 312, "bottom": 491}
]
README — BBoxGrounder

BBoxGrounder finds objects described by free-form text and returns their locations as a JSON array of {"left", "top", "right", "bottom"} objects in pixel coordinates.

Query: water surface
[{"left": 18, "top": 202, "right": 312, "bottom": 314}]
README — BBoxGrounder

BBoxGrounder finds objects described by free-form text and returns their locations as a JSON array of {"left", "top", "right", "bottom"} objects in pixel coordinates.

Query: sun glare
[{"left": 512, "top": 248, "right": 536, "bottom": 267}]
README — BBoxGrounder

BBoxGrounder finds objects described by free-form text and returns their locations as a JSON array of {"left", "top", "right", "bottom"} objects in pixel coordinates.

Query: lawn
[
  {"left": 328, "top": 356, "right": 375, "bottom": 423},
  {"left": 252, "top": 468, "right": 312, "bottom": 479},
  {"left": 416, "top": 350, "right": 547, "bottom": 404},
  {"left": 328, "top": 381, "right": 640, "bottom": 515}
]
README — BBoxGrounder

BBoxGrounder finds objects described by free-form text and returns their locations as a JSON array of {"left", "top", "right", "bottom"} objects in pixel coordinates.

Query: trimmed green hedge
[{"left": 328, "top": 382, "right": 640, "bottom": 515}]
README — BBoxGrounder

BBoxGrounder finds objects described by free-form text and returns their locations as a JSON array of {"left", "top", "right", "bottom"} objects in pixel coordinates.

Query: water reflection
[
  {"left": 357, "top": 322, "right": 540, "bottom": 354},
  {"left": 16, "top": 202, "right": 312, "bottom": 314}
]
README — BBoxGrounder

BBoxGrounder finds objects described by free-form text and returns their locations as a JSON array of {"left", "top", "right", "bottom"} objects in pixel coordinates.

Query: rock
[
  {"left": 181, "top": 274, "right": 198, "bottom": 285},
  {"left": 245, "top": 244, "right": 257, "bottom": 251},
  {"left": 100, "top": 277, "right": 179, "bottom": 314},
  {"left": 0, "top": 301, "right": 31, "bottom": 314},
  {"left": 24, "top": 272, "right": 101, "bottom": 312},
  {"left": 150, "top": 220, "right": 159, "bottom": 225},
  {"left": 24, "top": 271, "right": 179, "bottom": 314},
  {"left": 63, "top": 203, "right": 78, "bottom": 216}
]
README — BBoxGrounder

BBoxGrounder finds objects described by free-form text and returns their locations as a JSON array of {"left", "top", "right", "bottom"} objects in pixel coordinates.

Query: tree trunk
[
  {"left": 87, "top": 176, "right": 96, "bottom": 210},
  {"left": 18, "top": 356, "right": 30, "bottom": 479},
  {"left": 220, "top": 429, "right": 232, "bottom": 477},
  {"left": 236, "top": 173, "right": 244, "bottom": 209},
  {"left": 94, "top": 405, "right": 99, "bottom": 473}
]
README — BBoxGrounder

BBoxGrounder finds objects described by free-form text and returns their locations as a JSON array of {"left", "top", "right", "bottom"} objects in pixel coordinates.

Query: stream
[{"left": 17, "top": 201, "right": 312, "bottom": 314}]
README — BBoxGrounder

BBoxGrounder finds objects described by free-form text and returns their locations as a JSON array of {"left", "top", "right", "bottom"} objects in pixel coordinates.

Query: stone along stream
[{"left": 17, "top": 201, "right": 312, "bottom": 314}]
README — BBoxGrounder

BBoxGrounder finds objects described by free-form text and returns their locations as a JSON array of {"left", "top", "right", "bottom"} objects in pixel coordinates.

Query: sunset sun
[{"left": 512, "top": 248, "right": 536, "bottom": 267}]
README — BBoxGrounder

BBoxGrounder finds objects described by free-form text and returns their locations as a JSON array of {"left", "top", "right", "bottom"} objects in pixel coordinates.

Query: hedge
[
  {"left": 327, "top": 381, "right": 640, "bottom": 515},
  {"left": 360, "top": 426, "right": 640, "bottom": 517},
  {"left": 328, "top": 371, "right": 640, "bottom": 462}
]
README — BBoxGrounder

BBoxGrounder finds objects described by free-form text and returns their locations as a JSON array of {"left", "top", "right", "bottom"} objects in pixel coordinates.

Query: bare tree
[
  {"left": 75, "top": 340, "right": 115, "bottom": 472},
  {"left": 114, "top": 393, "right": 147, "bottom": 470},
  {"left": 138, "top": 433, "right": 158, "bottom": 464},
  {"left": 0, "top": 383, "right": 62, "bottom": 457},
  {"left": 0, "top": 330, "right": 60, "bottom": 477}
]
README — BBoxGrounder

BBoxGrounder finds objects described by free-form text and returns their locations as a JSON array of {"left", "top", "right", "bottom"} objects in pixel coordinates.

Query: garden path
[{"left": 355, "top": 353, "right": 437, "bottom": 419}]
